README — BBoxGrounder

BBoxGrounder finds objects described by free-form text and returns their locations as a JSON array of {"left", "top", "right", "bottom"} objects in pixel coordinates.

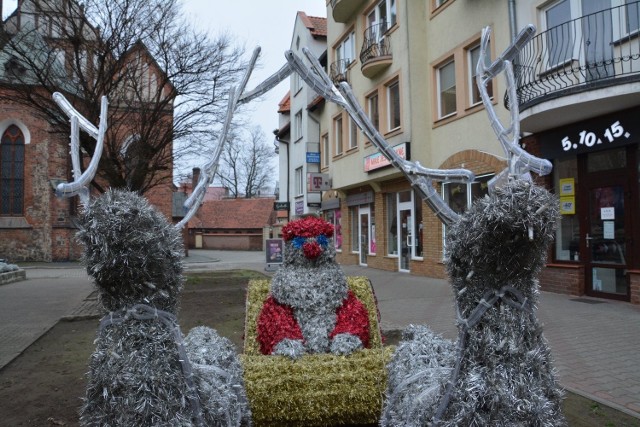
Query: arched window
[{"left": 0, "top": 125, "right": 25, "bottom": 215}]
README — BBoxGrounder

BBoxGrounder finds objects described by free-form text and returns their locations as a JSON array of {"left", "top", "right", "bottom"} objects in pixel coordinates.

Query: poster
[
  {"left": 559, "top": 196, "right": 575, "bottom": 215},
  {"left": 266, "top": 239, "right": 284, "bottom": 264},
  {"left": 603, "top": 221, "right": 615, "bottom": 240}
]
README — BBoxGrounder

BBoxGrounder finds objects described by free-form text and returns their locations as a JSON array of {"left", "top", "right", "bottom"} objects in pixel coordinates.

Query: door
[
  {"left": 359, "top": 206, "right": 370, "bottom": 266},
  {"left": 398, "top": 191, "right": 414, "bottom": 272},
  {"left": 585, "top": 183, "right": 629, "bottom": 298}
]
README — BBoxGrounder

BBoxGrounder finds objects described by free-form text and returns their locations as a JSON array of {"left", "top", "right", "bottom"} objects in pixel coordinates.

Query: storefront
[{"left": 536, "top": 106, "right": 640, "bottom": 303}]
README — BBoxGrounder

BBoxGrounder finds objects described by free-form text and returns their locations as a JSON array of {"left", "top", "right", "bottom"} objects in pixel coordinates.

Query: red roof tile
[
  {"left": 298, "top": 11, "right": 327, "bottom": 38},
  {"left": 189, "top": 197, "right": 276, "bottom": 230},
  {"left": 278, "top": 91, "right": 291, "bottom": 113}
]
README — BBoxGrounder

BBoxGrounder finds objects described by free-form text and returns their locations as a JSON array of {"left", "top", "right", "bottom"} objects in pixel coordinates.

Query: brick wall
[
  {"left": 540, "top": 264, "right": 584, "bottom": 296},
  {"left": 628, "top": 271, "right": 640, "bottom": 305}
]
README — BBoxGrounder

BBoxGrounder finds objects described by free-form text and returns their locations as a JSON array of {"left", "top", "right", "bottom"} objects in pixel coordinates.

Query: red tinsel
[
  {"left": 282, "top": 216, "right": 334, "bottom": 241},
  {"left": 257, "top": 291, "right": 371, "bottom": 355},
  {"left": 330, "top": 291, "right": 371, "bottom": 349},
  {"left": 257, "top": 296, "right": 303, "bottom": 355},
  {"left": 302, "top": 241, "right": 322, "bottom": 259}
]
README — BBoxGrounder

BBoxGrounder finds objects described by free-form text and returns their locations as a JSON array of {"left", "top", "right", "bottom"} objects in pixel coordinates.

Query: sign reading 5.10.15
[{"left": 561, "top": 120, "right": 630, "bottom": 152}]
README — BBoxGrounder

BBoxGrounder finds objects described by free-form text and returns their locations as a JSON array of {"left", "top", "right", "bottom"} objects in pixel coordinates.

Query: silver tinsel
[
  {"left": 267, "top": 235, "right": 363, "bottom": 357},
  {"left": 382, "top": 180, "right": 567, "bottom": 426},
  {"left": 78, "top": 189, "right": 250, "bottom": 426}
]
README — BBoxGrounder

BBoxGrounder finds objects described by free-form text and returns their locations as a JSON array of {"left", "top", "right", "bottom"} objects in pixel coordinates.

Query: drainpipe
[{"left": 508, "top": 0, "right": 517, "bottom": 41}]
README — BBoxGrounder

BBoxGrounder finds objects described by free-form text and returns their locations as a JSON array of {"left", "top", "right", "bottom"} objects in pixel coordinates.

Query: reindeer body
[
  {"left": 77, "top": 190, "right": 250, "bottom": 427},
  {"left": 382, "top": 180, "right": 566, "bottom": 426}
]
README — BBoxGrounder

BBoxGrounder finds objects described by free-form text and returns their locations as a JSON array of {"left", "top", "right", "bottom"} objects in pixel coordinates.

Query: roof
[
  {"left": 189, "top": 197, "right": 277, "bottom": 230},
  {"left": 298, "top": 11, "right": 327, "bottom": 38},
  {"left": 278, "top": 91, "right": 291, "bottom": 113}
]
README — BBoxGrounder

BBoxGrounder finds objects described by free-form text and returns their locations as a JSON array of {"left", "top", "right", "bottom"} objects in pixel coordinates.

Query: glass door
[
  {"left": 582, "top": 0, "right": 614, "bottom": 80},
  {"left": 398, "top": 191, "right": 413, "bottom": 272},
  {"left": 359, "top": 206, "right": 370, "bottom": 266},
  {"left": 585, "top": 183, "right": 629, "bottom": 297}
]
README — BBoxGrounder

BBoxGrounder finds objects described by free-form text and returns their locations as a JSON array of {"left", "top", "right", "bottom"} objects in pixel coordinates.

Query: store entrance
[{"left": 581, "top": 148, "right": 634, "bottom": 300}]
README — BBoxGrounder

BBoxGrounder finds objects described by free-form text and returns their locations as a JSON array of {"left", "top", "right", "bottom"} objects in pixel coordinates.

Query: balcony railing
[
  {"left": 329, "top": 59, "right": 353, "bottom": 84},
  {"left": 511, "top": 2, "right": 640, "bottom": 110},
  {"left": 360, "top": 22, "right": 392, "bottom": 66}
]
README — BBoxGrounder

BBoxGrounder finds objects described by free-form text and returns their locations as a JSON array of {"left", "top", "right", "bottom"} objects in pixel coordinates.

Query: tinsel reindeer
[
  {"left": 52, "top": 46, "right": 291, "bottom": 426},
  {"left": 286, "top": 25, "right": 566, "bottom": 426}
]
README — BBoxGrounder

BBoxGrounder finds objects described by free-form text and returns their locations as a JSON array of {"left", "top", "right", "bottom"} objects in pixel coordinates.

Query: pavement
[{"left": 1, "top": 249, "right": 639, "bottom": 419}]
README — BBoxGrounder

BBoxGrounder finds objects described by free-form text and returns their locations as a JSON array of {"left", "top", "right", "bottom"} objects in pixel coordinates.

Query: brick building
[{"left": 0, "top": 0, "right": 175, "bottom": 262}]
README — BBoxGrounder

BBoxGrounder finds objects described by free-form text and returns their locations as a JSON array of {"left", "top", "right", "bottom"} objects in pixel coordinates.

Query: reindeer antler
[
  {"left": 53, "top": 92, "right": 108, "bottom": 206},
  {"left": 285, "top": 48, "right": 474, "bottom": 226},
  {"left": 176, "top": 47, "right": 262, "bottom": 229},
  {"left": 477, "top": 25, "right": 552, "bottom": 190}
]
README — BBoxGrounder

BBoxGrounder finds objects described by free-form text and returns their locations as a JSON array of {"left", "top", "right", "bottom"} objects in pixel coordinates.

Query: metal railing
[
  {"left": 329, "top": 59, "right": 352, "bottom": 84},
  {"left": 511, "top": 2, "right": 640, "bottom": 110},
  {"left": 360, "top": 22, "right": 392, "bottom": 65}
]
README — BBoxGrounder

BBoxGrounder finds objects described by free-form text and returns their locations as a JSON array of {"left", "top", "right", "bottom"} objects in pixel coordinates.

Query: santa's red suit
[{"left": 257, "top": 290, "right": 371, "bottom": 355}]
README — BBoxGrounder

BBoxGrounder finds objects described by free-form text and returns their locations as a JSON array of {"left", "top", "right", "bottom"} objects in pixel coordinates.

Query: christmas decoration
[
  {"left": 243, "top": 277, "right": 390, "bottom": 426},
  {"left": 257, "top": 216, "right": 370, "bottom": 358}
]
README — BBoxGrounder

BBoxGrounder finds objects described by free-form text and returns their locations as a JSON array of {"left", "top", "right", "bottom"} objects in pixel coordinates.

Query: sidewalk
[{"left": 2, "top": 249, "right": 639, "bottom": 419}]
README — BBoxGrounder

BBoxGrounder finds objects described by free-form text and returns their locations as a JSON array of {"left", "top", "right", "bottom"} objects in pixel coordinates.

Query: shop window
[
  {"left": 324, "top": 208, "right": 343, "bottom": 251},
  {"left": 437, "top": 59, "right": 456, "bottom": 118},
  {"left": 554, "top": 157, "right": 580, "bottom": 261},
  {"left": 369, "top": 209, "right": 376, "bottom": 255},
  {"left": 386, "top": 193, "right": 398, "bottom": 256},
  {"left": 414, "top": 197, "right": 423, "bottom": 258},
  {"left": 350, "top": 206, "right": 359, "bottom": 251},
  {"left": 387, "top": 79, "right": 401, "bottom": 131},
  {"left": 0, "top": 125, "right": 25, "bottom": 216}
]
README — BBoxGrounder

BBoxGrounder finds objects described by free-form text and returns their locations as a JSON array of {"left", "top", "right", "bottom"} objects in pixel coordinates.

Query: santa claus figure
[{"left": 257, "top": 216, "right": 370, "bottom": 359}]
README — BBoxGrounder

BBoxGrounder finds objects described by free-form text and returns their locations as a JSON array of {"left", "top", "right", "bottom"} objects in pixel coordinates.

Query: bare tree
[
  {"left": 216, "top": 125, "right": 276, "bottom": 198},
  {"left": 0, "top": 0, "right": 246, "bottom": 195}
]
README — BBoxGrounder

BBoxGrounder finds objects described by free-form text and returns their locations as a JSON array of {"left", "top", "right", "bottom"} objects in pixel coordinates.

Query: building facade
[
  {"left": 0, "top": 0, "right": 175, "bottom": 262},
  {"left": 276, "top": 12, "right": 328, "bottom": 223},
  {"left": 275, "top": 0, "right": 640, "bottom": 305}
]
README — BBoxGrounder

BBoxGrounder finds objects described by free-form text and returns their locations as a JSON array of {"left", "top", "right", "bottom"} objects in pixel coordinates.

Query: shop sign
[
  {"left": 307, "top": 173, "right": 331, "bottom": 192},
  {"left": 321, "top": 198, "right": 340, "bottom": 210},
  {"left": 540, "top": 108, "right": 639, "bottom": 159},
  {"left": 346, "top": 191, "right": 374, "bottom": 207},
  {"left": 273, "top": 201, "right": 290, "bottom": 211},
  {"left": 265, "top": 239, "right": 284, "bottom": 264},
  {"left": 306, "top": 152, "right": 321, "bottom": 164},
  {"left": 364, "top": 142, "right": 409, "bottom": 172},
  {"left": 295, "top": 200, "right": 304, "bottom": 215}
]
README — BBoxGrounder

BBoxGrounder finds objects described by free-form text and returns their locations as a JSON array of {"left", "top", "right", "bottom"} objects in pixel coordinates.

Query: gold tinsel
[{"left": 241, "top": 277, "right": 393, "bottom": 426}]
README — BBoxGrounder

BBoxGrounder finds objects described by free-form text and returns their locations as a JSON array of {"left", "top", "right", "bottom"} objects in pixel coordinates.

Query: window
[
  {"left": 334, "top": 115, "right": 343, "bottom": 155},
  {"left": 386, "top": 193, "right": 397, "bottom": 255},
  {"left": 336, "top": 31, "right": 356, "bottom": 69},
  {"left": 367, "top": 92, "right": 380, "bottom": 132},
  {"left": 387, "top": 80, "right": 401, "bottom": 130},
  {"left": 414, "top": 197, "right": 423, "bottom": 258},
  {"left": 0, "top": 125, "right": 25, "bottom": 216},
  {"left": 627, "top": 0, "right": 640, "bottom": 34},
  {"left": 321, "top": 133, "right": 330, "bottom": 168},
  {"left": 543, "top": 0, "right": 573, "bottom": 67},
  {"left": 367, "top": 0, "right": 397, "bottom": 37},
  {"left": 468, "top": 42, "right": 492, "bottom": 106},
  {"left": 295, "top": 167, "right": 303, "bottom": 196},
  {"left": 350, "top": 206, "right": 359, "bottom": 251},
  {"left": 438, "top": 59, "right": 456, "bottom": 118},
  {"left": 294, "top": 110, "right": 303, "bottom": 141},
  {"left": 554, "top": 157, "right": 579, "bottom": 262},
  {"left": 348, "top": 118, "right": 358, "bottom": 149},
  {"left": 292, "top": 72, "right": 302, "bottom": 94}
]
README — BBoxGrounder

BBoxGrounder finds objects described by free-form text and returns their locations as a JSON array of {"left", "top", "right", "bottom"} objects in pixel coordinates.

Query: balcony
[
  {"left": 331, "top": 0, "right": 367, "bottom": 23},
  {"left": 360, "top": 23, "right": 392, "bottom": 78},
  {"left": 329, "top": 59, "right": 353, "bottom": 84},
  {"left": 511, "top": 2, "right": 640, "bottom": 132}
]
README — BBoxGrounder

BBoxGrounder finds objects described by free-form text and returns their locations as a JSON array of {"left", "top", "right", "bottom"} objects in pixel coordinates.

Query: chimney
[{"left": 191, "top": 167, "right": 200, "bottom": 193}]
